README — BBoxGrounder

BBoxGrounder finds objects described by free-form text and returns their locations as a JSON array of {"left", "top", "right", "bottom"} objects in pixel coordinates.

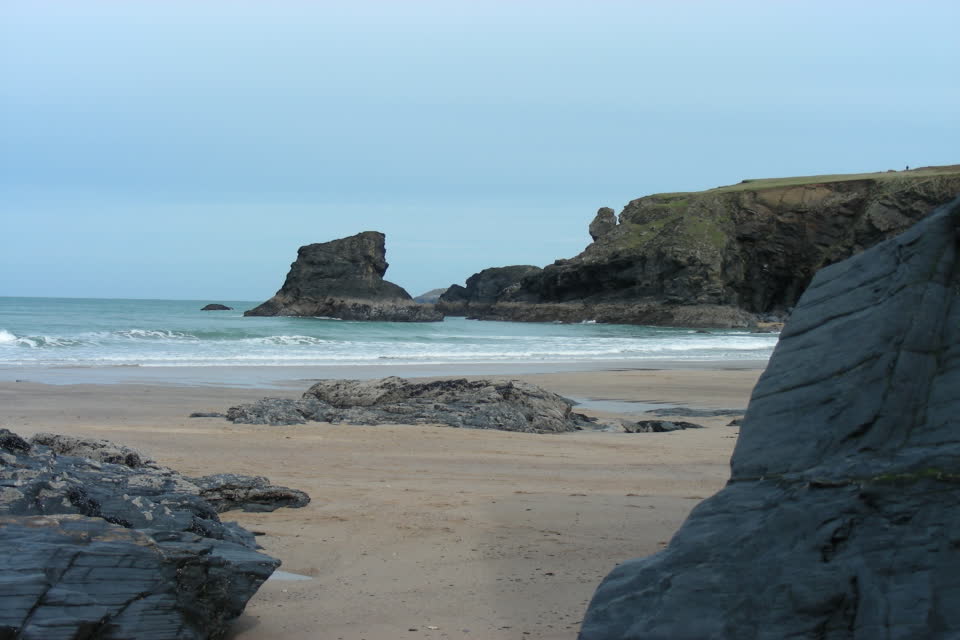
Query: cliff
[
  {"left": 245, "top": 231, "right": 442, "bottom": 321},
  {"left": 580, "top": 195, "right": 960, "bottom": 638},
  {"left": 437, "top": 265, "right": 542, "bottom": 316},
  {"left": 476, "top": 165, "right": 960, "bottom": 326}
]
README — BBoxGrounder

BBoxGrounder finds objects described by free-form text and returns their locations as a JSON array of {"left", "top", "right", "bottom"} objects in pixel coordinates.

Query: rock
[
  {"left": 623, "top": 420, "right": 703, "bottom": 433},
  {"left": 30, "top": 431, "right": 150, "bottom": 468},
  {"left": 244, "top": 231, "right": 443, "bottom": 321},
  {"left": 201, "top": 303, "right": 232, "bottom": 310},
  {"left": 189, "top": 411, "right": 226, "bottom": 418},
  {"left": 465, "top": 166, "right": 960, "bottom": 326},
  {"left": 726, "top": 418, "right": 742, "bottom": 426},
  {"left": 0, "top": 514, "right": 277, "bottom": 640},
  {"left": 579, "top": 196, "right": 960, "bottom": 638},
  {"left": 0, "top": 428, "right": 310, "bottom": 639},
  {"left": 226, "top": 377, "right": 597, "bottom": 433},
  {"left": 437, "top": 265, "right": 542, "bottom": 316},
  {"left": 192, "top": 474, "right": 311, "bottom": 513},
  {"left": 589, "top": 207, "right": 617, "bottom": 241}
]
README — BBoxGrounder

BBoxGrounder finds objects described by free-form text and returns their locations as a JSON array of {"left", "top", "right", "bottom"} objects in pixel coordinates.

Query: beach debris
[
  {"left": 0, "top": 428, "right": 309, "bottom": 639},
  {"left": 225, "top": 377, "right": 598, "bottom": 433},
  {"left": 581, "top": 197, "right": 960, "bottom": 638},
  {"left": 623, "top": 420, "right": 704, "bottom": 433}
]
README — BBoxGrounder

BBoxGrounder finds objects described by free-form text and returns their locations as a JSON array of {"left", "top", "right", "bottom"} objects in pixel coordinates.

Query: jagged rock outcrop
[
  {"left": 201, "top": 303, "right": 232, "bottom": 311},
  {"left": 244, "top": 231, "right": 442, "bottom": 321},
  {"left": 589, "top": 207, "right": 617, "bottom": 241},
  {"left": 470, "top": 166, "right": 960, "bottom": 327},
  {"left": 225, "top": 376, "right": 597, "bottom": 433},
  {"left": 579, "top": 196, "right": 960, "bottom": 638},
  {"left": 437, "top": 265, "right": 543, "bottom": 316},
  {"left": 0, "top": 429, "right": 309, "bottom": 639}
]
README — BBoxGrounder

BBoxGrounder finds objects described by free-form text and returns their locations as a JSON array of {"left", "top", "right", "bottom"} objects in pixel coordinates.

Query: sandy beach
[{"left": 0, "top": 364, "right": 763, "bottom": 640}]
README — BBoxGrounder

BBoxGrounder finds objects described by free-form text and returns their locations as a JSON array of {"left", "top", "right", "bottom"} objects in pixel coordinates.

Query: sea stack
[
  {"left": 244, "top": 231, "right": 442, "bottom": 321},
  {"left": 579, "top": 196, "right": 960, "bottom": 638}
]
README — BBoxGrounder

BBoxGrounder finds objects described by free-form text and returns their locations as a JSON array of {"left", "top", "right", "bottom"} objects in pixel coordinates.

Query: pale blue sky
[{"left": 2, "top": 1, "right": 958, "bottom": 300}]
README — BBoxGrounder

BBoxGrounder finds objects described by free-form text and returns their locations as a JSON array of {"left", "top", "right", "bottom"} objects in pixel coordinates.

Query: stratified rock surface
[
  {"left": 245, "top": 231, "right": 442, "bottom": 321},
  {"left": 0, "top": 429, "right": 309, "bottom": 639},
  {"left": 469, "top": 166, "right": 960, "bottom": 326},
  {"left": 579, "top": 196, "right": 960, "bottom": 639},
  {"left": 226, "top": 377, "right": 596, "bottom": 433}
]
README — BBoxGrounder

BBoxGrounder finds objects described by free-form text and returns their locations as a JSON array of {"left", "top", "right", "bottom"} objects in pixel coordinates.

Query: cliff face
[
  {"left": 245, "top": 231, "right": 442, "bottom": 321},
  {"left": 580, "top": 196, "right": 960, "bottom": 639},
  {"left": 437, "top": 265, "right": 542, "bottom": 316},
  {"left": 486, "top": 166, "right": 960, "bottom": 326}
]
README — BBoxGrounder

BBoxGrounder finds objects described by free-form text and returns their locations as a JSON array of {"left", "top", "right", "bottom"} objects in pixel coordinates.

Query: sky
[{"left": 2, "top": 1, "right": 958, "bottom": 301}]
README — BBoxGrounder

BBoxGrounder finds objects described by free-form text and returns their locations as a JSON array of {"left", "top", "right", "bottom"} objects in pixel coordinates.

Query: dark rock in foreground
[
  {"left": 227, "top": 376, "right": 596, "bottom": 433},
  {"left": 0, "top": 429, "right": 309, "bottom": 639},
  {"left": 244, "top": 231, "right": 442, "bottom": 321},
  {"left": 201, "top": 303, "right": 232, "bottom": 310},
  {"left": 580, "top": 197, "right": 960, "bottom": 638}
]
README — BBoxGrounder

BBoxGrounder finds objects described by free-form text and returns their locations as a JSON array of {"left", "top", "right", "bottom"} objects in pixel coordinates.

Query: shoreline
[
  {"left": 0, "top": 363, "right": 763, "bottom": 639},
  {"left": 0, "top": 357, "right": 768, "bottom": 388}
]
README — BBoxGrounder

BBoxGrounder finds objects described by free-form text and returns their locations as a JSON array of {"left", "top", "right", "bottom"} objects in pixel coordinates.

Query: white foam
[{"left": 0, "top": 329, "right": 17, "bottom": 345}]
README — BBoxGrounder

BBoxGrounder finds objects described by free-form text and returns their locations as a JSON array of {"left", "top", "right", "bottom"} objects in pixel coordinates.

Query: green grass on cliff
[{"left": 657, "top": 164, "right": 960, "bottom": 197}]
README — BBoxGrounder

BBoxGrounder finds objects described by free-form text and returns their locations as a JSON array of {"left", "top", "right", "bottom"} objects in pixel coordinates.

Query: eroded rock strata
[
  {"left": 0, "top": 430, "right": 309, "bottom": 639},
  {"left": 465, "top": 166, "right": 960, "bottom": 327},
  {"left": 245, "top": 231, "right": 442, "bottom": 321},
  {"left": 226, "top": 376, "right": 596, "bottom": 433},
  {"left": 579, "top": 196, "right": 960, "bottom": 638}
]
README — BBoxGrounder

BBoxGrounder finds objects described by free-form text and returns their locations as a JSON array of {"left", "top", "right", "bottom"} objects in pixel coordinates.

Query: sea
[{"left": 0, "top": 297, "right": 778, "bottom": 386}]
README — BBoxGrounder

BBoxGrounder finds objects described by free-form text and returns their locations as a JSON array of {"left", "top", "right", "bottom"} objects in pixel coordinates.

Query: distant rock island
[
  {"left": 580, "top": 196, "right": 960, "bottom": 638},
  {"left": 413, "top": 287, "right": 448, "bottom": 304},
  {"left": 444, "top": 165, "right": 960, "bottom": 327},
  {"left": 244, "top": 231, "right": 442, "bottom": 322},
  {"left": 201, "top": 303, "right": 232, "bottom": 311}
]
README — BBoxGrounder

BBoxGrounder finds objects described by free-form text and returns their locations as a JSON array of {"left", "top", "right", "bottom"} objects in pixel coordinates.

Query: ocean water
[{"left": 0, "top": 297, "right": 777, "bottom": 372}]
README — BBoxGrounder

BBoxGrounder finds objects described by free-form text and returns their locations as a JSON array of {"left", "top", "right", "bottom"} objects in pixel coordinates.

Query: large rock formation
[
  {"left": 469, "top": 166, "right": 960, "bottom": 327},
  {"left": 437, "top": 265, "right": 542, "bottom": 317},
  {"left": 0, "top": 430, "right": 309, "bottom": 639},
  {"left": 245, "top": 231, "right": 442, "bottom": 321},
  {"left": 224, "top": 376, "right": 597, "bottom": 433},
  {"left": 579, "top": 196, "right": 960, "bottom": 638}
]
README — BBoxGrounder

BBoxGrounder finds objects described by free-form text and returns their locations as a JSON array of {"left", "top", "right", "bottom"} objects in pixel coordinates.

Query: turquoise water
[{"left": 0, "top": 297, "right": 777, "bottom": 369}]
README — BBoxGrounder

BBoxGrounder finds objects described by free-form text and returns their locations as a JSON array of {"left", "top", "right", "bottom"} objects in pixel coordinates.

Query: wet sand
[{"left": 0, "top": 365, "right": 763, "bottom": 640}]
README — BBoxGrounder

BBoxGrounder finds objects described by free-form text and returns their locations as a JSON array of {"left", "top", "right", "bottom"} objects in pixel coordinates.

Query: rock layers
[
  {"left": 579, "top": 196, "right": 960, "bottom": 638},
  {"left": 225, "top": 376, "right": 597, "bottom": 433},
  {"left": 462, "top": 166, "right": 960, "bottom": 327},
  {"left": 0, "top": 430, "right": 309, "bottom": 639},
  {"left": 245, "top": 231, "right": 442, "bottom": 321}
]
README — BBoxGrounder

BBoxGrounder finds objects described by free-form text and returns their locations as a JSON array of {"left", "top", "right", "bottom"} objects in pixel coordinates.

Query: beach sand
[{"left": 0, "top": 366, "right": 762, "bottom": 640}]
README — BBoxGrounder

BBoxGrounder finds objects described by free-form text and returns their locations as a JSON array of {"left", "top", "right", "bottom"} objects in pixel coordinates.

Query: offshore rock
[
  {"left": 438, "top": 265, "right": 542, "bottom": 317},
  {"left": 227, "top": 377, "right": 596, "bottom": 433},
  {"left": 201, "top": 303, "right": 232, "bottom": 310},
  {"left": 413, "top": 287, "right": 448, "bottom": 303},
  {"left": 474, "top": 166, "right": 960, "bottom": 326},
  {"left": 244, "top": 231, "right": 442, "bottom": 321},
  {"left": 579, "top": 196, "right": 960, "bottom": 638},
  {"left": 0, "top": 429, "right": 309, "bottom": 639}
]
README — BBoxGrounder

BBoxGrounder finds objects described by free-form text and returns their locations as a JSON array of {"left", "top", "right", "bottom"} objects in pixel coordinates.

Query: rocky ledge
[
  {"left": 245, "top": 231, "right": 442, "bottom": 321},
  {"left": 454, "top": 166, "right": 960, "bottom": 327},
  {"left": 0, "top": 430, "right": 309, "bottom": 639},
  {"left": 225, "top": 376, "right": 597, "bottom": 433},
  {"left": 580, "top": 196, "right": 960, "bottom": 638}
]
